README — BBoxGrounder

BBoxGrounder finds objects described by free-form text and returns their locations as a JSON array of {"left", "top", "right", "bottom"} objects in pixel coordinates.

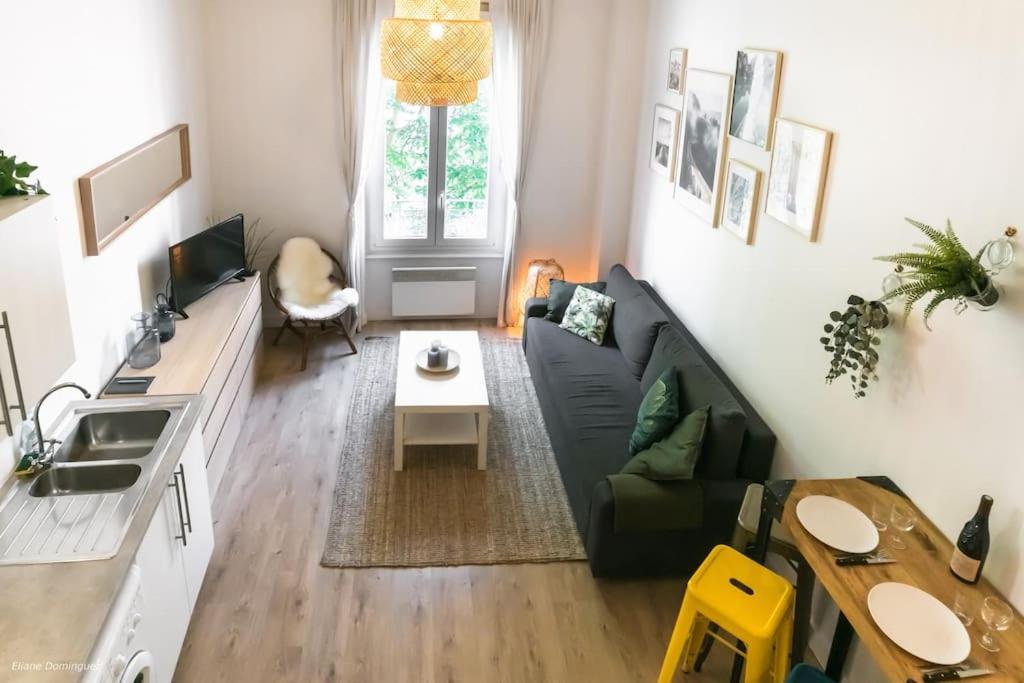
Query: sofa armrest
[
  {"left": 585, "top": 477, "right": 751, "bottom": 577},
  {"left": 522, "top": 297, "right": 549, "bottom": 350},
  {"left": 525, "top": 297, "right": 548, "bottom": 320}
]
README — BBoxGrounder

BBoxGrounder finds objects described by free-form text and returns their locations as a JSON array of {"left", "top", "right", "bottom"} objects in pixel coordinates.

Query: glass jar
[{"left": 127, "top": 312, "right": 161, "bottom": 369}]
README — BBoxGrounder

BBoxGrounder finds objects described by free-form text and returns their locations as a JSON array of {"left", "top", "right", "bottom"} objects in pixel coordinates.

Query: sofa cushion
[
  {"left": 559, "top": 286, "right": 615, "bottom": 345},
  {"left": 629, "top": 366, "right": 680, "bottom": 455},
  {"left": 524, "top": 318, "right": 642, "bottom": 507},
  {"left": 622, "top": 406, "right": 709, "bottom": 480},
  {"left": 545, "top": 279, "right": 606, "bottom": 323},
  {"left": 642, "top": 326, "right": 747, "bottom": 479},
  {"left": 605, "top": 264, "right": 668, "bottom": 380}
]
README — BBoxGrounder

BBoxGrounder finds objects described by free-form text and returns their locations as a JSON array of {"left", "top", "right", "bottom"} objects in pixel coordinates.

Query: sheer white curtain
[
  {"left": 335, "top": 0, "right": 388, "bottom": 330},
  {"left": 491, "top": 0, "right": 551, "bottom": 327}
]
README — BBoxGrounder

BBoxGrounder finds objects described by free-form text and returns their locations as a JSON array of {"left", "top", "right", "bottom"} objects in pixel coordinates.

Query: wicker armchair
[{"left": 268, "top": 246, "right": 358, "bottom": 371}]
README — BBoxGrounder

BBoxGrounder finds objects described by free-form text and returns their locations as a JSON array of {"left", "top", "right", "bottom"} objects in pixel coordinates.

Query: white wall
[
  {"left": 201, "top": 0, "right": 640, "bottom": 322},
  {"left": 201, "top": 0, "right": 347, "bottom": 301},
  {"left": 2, "top": 0, "right": 212, "bottom": 473},
  {"left": 626, "top": 0, "right": 1024, "bottom": 678}
]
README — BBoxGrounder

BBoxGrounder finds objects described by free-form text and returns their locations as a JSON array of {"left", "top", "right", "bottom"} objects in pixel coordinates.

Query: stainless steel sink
[
  {"left": 29, "top": 464, "right": 142, "bottom": 498},
  {"left": 0, "top": 401, "right": 189, "bottom": 565},
  {"left": 52, "top": 410, "right": 170, "bottom": 463}
]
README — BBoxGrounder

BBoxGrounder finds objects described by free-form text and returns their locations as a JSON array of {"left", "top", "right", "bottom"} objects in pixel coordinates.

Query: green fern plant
[{"left": 876, "top": 218, "right": 997, "bottom": 326}]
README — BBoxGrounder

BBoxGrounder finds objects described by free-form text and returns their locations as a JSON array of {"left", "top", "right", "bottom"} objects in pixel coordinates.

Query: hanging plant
[
  {"left": 0, "top": 150, "right": 48, "bottom": 197},
  {"left": 820, "top": 295, "right": 890, "bottom": 398},
  {"left": 876, "top": 218, "right": 997, "bottom": 327}
]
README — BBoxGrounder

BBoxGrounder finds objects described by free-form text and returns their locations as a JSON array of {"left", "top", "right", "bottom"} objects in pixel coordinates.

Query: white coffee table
[{"left": 393, "top": 331, "right": 491, "bottom": 471}]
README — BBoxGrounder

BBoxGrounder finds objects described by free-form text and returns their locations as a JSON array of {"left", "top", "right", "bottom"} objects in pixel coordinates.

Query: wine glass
[
  {"left": 952, "top": 589, "right": 975, "bottom": 627},
  {"left": 888, "top": 504, "right": 917, "bottom": 550},
  {"left": 979, "top": 596, "right": 1014, "bottom": 652},
  {"left": 870, "top": 500, "right": 889, "bottom": 531}
]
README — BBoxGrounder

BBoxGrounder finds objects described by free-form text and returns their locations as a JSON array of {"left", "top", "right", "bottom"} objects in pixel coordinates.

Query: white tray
[{"left": 415, "top": 348, "right": 461, "bottom": 373}]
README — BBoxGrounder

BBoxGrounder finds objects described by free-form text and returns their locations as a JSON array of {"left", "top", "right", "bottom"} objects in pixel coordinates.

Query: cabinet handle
[
  {"left": 0, "top": 312, "right": 28, "bottom": 437},
  {"left": 168, "top": 470, "right": 188, "bottom": 546},
  {"left": 177, "top": 464, "right": 193, "bottom": 534}
]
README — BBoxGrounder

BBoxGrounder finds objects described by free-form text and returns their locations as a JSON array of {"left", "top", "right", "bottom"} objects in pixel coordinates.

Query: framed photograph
[
  {"left": 765, "top": 118, "right": 833, "bottom": 240},
  {"left": 649, "top": 105, "right": 680, "bottom": 179},
  {"left": 667, "top": 48, "right": 687, "bottom": 94},
  {"left": 729, "top": 49, "right": 783, "bottom": 149},
  {"left": 673, "top": 69, "right": 733, "bottom": 225},
  {"left": 721, "top": 160, "right": 760, "bottom": 244}
]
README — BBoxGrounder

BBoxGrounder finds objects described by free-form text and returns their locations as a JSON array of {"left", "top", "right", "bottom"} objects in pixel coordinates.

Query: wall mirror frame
[{"left": 78, "top": 123, "right": 191, "bottom": 256}]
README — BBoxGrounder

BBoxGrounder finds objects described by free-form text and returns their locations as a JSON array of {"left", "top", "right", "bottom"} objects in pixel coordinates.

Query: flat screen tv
[{"left": 168, "top": 214, "right": 246, "bottom": 316}]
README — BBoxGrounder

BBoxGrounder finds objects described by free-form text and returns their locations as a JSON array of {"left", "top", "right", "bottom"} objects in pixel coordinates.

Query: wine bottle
[{"left": 950, "top": 495, "right": 993, "bottom": 584}]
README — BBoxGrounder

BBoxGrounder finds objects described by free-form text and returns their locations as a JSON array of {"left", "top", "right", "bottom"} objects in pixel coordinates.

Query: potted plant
[
  {"left": 243, "top": 217, "right": 274, "bottom": 276},
  {"left": 0, "top": 150, "right": 47, "bottom": 197},
  {"left": 820, "top": 295, "right": 890, "bottom": 398},
  {"left": 876, "top": 218, "right": 998, "bottom": 327}
]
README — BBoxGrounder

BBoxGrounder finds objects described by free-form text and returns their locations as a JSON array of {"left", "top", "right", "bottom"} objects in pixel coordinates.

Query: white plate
[
  {"left": 795, "top": 495, "right": 879, "bottom": 554},
  {"left": 868, "top": 582, "right": 971, "bottom": 665},
  {"left": 415, "top": 348, "right": 461, "bottom": 373}
]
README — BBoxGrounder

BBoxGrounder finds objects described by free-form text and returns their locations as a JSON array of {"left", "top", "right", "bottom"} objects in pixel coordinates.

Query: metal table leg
[
  {"left": 751, "top": 497, "right": 774, "bottom": 565},
  {"left": 793, "top": 559, "right": 815, "bottom": 667},
  {"left": 825, "top": 612, "right": 854, "bottom": 679}
]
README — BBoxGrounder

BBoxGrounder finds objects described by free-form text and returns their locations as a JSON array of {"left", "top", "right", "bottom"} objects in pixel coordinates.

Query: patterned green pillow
[
  {"left": 629, "top": 366, "right": 680, "bottom": 455},
  {"left": 559, "top": 286, "right": 615, "bottom": 345}
]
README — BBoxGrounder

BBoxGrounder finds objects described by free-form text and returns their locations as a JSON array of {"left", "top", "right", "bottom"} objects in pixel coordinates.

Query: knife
[
  {"left": 835, "top": 554, "right": 896, "bottom": 566},
  {"left": 922, "top": 667, "right": 993, "bottom": 681}
]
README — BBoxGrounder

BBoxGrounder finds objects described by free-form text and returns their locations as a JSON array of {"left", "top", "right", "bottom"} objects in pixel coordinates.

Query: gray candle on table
[{"left": 427, "top": 339, "right": 442, "bottom": 368}]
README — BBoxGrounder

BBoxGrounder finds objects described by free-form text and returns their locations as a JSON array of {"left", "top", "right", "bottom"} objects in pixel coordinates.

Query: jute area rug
[{"left": 321, "top": 337, "right": 586, "bottom": 568}]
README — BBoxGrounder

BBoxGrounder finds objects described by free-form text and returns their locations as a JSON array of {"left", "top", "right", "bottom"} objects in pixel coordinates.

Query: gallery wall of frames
[{"left": 651, "top": 46, "right": 832, "bottom": 246}]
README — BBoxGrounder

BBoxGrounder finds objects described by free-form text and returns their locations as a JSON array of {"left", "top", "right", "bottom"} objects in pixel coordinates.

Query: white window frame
[{"left": 368, "top": 80, "right": 505, "bottom": 257}]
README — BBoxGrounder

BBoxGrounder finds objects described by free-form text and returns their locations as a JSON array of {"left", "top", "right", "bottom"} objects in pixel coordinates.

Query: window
[{"left": 379, "top": 78, "right": 498, "bottom": 249}]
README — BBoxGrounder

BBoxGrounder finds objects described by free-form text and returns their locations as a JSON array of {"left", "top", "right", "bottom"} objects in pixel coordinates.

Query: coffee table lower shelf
[{"left": 393, "top": 409, "right": 489, "bottom": 471}]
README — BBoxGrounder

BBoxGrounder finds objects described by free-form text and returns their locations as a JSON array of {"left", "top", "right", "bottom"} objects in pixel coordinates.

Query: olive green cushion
[
  {"left": 628, "top": 366, "right": 680, "bottom": 455},
  {"left": 544, "top": 280, "right": 607, "bottom": 323},
  {"left": 621, "top": 406, "right": 709, "bottom": 480}
]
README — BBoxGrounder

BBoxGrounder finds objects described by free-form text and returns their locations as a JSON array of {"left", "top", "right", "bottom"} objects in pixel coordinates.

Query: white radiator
[{"left": 391, "top": 266, "right": 477, "bottom": 317}]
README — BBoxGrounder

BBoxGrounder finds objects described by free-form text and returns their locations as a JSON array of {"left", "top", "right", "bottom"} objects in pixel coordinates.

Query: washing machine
[{"left": 84, "top": 564, "right": 155, "bottom": 683}]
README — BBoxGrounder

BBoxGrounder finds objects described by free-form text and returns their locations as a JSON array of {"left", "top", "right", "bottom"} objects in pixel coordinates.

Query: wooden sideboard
[{"left": 104, "top": 274, "right": 263, "bottom": 500}]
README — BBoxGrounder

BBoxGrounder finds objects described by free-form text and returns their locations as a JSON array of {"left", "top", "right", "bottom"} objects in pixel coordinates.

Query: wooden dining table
[{"left": 752, "top": 477, "right": 1024, "bottom": 682}]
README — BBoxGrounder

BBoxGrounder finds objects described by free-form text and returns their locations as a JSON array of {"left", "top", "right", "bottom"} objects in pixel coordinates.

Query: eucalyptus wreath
[{"left": 820, "top": 295, "right": 890, "bottom": 398}]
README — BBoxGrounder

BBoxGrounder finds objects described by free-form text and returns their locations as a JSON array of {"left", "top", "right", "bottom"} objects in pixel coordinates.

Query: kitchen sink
[
  {"left": 52, "top": 410, "right": 170, "bottom": 463},
  {"left": 0, "top": 399, "right": 192, "bottom": 565},
  {"left": 29, "top": 464, "right": 143, "bottom": 498}
]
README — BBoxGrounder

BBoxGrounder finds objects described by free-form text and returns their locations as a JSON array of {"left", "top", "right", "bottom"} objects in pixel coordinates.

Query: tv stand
[{"left": 103, "top": 274, "right": 263, "bottom": 501}]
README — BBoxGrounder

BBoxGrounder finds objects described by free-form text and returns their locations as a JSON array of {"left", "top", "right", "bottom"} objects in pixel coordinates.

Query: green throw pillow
[
  {"left": 629, "top": 366, "right": 680, "bottom": 455},
  {"left": 559, "top": 286, "right": 615, "bottom": 345},
  {"left": 545, "top": 280, "right": 607, "bottom": 323},
  {"left": 621, "top": 406, "right": 709, "bottom": 481}
]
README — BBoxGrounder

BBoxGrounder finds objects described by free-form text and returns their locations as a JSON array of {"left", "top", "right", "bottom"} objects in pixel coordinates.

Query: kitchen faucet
[{"left": 33, "top": 383, "right": 91, "bottom": 456}]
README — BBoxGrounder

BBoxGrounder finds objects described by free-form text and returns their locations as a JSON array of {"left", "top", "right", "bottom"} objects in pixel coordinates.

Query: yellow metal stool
[{"left": 657, "top": 545, "right": 794, "bottom": 683}]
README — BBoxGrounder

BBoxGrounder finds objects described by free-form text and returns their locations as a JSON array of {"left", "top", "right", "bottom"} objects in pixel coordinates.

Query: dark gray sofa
[{"left": 523, "top": 264, "right": 776, "bottom": 577}]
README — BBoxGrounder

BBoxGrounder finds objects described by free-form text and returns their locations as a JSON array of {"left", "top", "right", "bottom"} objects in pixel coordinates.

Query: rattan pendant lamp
[{"left": 381, "top": 0, "right": 492, "bottom": 106}]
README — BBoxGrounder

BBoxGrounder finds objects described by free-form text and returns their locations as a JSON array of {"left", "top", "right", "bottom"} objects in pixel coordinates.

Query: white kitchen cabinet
[
  {"left": 178, "top": 426, "right": 214, "bottom": 608},
  {"left": 135, "top": 477, "right": 192, "bottom": 677},
  {"left": 0, "top": 196, "right": 76, "bottom": 438},
  {"left": 134, "top": 419, "right": 214, "bottom": 676}
]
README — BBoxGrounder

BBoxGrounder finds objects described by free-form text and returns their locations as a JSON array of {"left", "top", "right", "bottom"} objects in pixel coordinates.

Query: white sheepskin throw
[{"left": 277, "top": 237, "right": 334, "bottom": 306}]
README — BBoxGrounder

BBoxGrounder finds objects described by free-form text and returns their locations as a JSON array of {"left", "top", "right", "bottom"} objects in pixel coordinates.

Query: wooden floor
[{"left": 174, "top": 320, "right": 738, "bottom": 682}]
